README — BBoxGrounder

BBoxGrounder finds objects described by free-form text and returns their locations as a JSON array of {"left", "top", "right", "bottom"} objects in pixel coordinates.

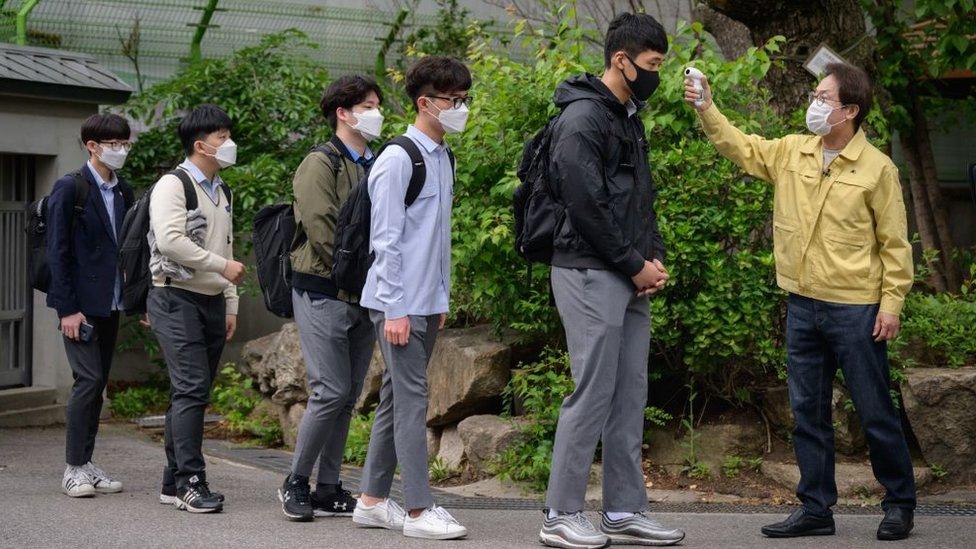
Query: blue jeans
[{"left": 786, "top": 294, "right": 916, "bottom": 517}]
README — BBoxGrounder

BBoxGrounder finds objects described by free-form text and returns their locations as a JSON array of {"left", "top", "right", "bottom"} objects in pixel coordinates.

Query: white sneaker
[
  {"left": 83, "top": 462, "right": 123, "bottom": 493},
  {"left": 352, "top": 497, "right": 406, "bottom": 530},
  {"left": 403, "top": 506, "right": 468, "bottom": 540},
  {"left": 62, "top": 465, "right": 95, "bottom": 498}
]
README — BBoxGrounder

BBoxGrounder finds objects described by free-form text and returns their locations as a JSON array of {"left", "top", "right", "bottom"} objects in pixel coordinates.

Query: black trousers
[
  {"left": 64, "top": 312, "right": 120, "bottom": 466},
  {"left": 147, "top": 287, "right": 226, "bottom": 488}
]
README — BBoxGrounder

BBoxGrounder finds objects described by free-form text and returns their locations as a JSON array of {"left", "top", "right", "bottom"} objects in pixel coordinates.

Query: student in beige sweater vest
[{"left": 147, "top": 104, "right": 245, "bottom": 514}]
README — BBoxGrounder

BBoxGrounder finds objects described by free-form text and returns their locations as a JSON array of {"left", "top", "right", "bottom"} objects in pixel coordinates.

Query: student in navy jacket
[{"left": 46, "top": 113, "right": 134, "bottom": 498}]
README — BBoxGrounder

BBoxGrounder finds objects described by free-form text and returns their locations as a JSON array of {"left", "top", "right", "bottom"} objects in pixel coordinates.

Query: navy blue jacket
[{"left": 46, "top": 164, "right": 132, "bottom": 318}]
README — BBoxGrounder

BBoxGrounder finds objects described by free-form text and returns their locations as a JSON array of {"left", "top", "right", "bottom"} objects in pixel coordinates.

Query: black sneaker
[
  {"left": 312, "top": 482, "right": 356, "bottom": 517},
  {"left": 161, "top": 483, "right": 225, "bottom": 505},
  {"left": 277, "top": 474, "right": 313, "bottom": 522},
  {"left": 176, "top": 476, "right": 223, "bottom": 514}
]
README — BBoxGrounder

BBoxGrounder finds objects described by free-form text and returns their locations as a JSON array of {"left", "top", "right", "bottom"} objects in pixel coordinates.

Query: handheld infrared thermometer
[{"left": 684, "top": 67, "right": 706, "bottom": 107}]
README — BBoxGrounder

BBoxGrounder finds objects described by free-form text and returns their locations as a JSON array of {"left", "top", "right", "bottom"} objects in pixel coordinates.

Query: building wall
[{"left": 0, "top": 95, "right": 97, "bottom": 402}]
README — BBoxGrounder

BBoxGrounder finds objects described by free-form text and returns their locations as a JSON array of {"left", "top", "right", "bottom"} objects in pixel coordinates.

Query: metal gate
[{"left": 0, "top": 154, "right": 34, "bottom": 389}]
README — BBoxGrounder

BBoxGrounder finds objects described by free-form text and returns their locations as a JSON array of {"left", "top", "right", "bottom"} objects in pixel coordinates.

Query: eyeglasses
[
  {"left": 100, "top": 141, "right": 133, "bottom": 152},
  {"left": 427, "top": 95, "right": 473, "bottom": 109},
  {"left": 807, "top": 91, "right": 843, "bottom": 108}
]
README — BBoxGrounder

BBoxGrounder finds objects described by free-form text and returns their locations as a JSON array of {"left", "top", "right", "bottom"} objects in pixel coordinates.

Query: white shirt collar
[{"left": 87, "top": 160, "right": 118, "bottom": 188}]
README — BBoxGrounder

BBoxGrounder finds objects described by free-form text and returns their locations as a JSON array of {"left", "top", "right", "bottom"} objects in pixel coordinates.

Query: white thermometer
[{"left": 684, "top": 67, "right": 706, "bottom": 107}]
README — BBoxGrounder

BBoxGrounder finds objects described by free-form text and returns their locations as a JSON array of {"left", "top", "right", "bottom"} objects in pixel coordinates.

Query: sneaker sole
[
  {"left": 160, "top": 494, "right": 178, "bottom": 505},
  {"left": 62, "top": 486, "right": 96, "bottom": 498},
  {"left": 761, "top": 527, "right": 835, "bottom": 538},
  {"left": 277, "top": 489, "right": 313, "bottom": 522},
  {"left": 314, "top": 509, "right": 354, "bottom": 517},
  {"left": 94, "top": 485, "right": 123, "bottom": 494},
  {"left": 403, "top": 527, "right": 468, "bottom": 540},
  {"left": 539, "top": 531, "right": 610, "bottom": 549},
  {"left": 605, "top": 532, "right": 686, "bottom": 546},
  {"left": 353, "top": 514, "right": 403, "bottom": 531},
  {"left": 175, "top": 500, "right": 223, "bottom": 514}
]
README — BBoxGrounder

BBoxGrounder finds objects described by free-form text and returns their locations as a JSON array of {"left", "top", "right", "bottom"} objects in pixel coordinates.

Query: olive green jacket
[{"left": 290, "top": 137, "right": 367, "bottom": 302}]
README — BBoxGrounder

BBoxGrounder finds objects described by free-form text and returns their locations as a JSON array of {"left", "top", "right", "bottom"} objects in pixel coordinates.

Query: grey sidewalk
[{"left": 1, "top": 425, "right": 974, "bottom": 549}]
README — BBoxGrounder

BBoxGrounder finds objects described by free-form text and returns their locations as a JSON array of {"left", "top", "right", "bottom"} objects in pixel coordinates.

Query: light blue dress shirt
[
  {"left": 343, "top": 143, "right": 374, "bottom": 166},
  {"left": 87, "top": 160, "right": 122, "bottom": 310},
  {"left": 360, "top": 125, "right": 454, "bottom": 319},
  {"left": 179, "top": 158, "right": 224, "bottom": 203}
]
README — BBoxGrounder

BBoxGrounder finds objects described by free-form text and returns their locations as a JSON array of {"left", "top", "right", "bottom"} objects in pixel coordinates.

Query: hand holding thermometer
[{"left": 684, "top": 67, "right": 706, "bottom": 108}]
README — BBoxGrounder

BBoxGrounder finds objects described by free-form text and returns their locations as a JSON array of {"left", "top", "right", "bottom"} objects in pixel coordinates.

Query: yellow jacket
[{"left": 698, "top": 104, "right": 913, "bottom": 315}]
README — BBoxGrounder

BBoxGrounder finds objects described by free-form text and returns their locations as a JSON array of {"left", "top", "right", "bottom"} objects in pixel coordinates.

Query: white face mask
[
  {"left": 348, "top": 108, "right": 384, "bottom": 141},
  {"left": 430, "top": 101, "right": 469, "bottom": 134},
  {"left": 97, "top": 145, "right": 128, "bottom": 171},
  {"left": 202, "top": 138, "right": 237, "bottom": 168},
  {"left": 805, "top": 100, "right": 848, "bottom": 136}
]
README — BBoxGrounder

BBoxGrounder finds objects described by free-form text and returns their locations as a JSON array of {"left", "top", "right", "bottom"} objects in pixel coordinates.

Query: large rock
[
  {"left": 436, "top": 425, "right": 465, "bottom": 469},
  {"left": 457, "top": 414, "right": 525, "bottom": 471},
  {"left": 761, "top": 384, "right": 866, "bottom": 455},
  {"left": 354, "top": 347, "right": 385, "bottom": 414},
  {"left": 239, "top": 323, "right": 307, "bottom": 406},
  {"left": 645, "top": 413, "right": 765, "bottom": 475},
  {"left": 902, "top": 367, "right": 976, "bottom": 478},
  {"left": 426, "top": 326, "right": 514, "bottom": 426},
  {"left": 762, "top": 461, "right": 932, "bottom": 497}
]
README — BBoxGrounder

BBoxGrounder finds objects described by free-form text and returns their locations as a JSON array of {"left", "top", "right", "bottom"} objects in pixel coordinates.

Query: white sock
[
  {"left": 605, "top": 511, "right": 636, "bottom": 521},
  {"left": 547, "top": 509, "right": 561, "bottom": 520}
]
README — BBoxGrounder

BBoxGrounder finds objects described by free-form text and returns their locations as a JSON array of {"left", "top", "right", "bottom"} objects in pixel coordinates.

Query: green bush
[
  {"left": 109, "top": 385, "right": 169, "bottom": 419},
  {"left": 343, "top": 412, "right": 376, "bottom": 466},
  {"left": 211, "top": 365, "right": 282, "bottom": 446}
]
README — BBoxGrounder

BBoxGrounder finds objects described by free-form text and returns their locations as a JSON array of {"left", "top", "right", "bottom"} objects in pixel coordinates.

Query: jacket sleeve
[
  {"left": 367, "top": 147, "right": 413, "bottom": 319},
  {"left": 697, "top": 103, "right": 788, "bottom": 183},
  {"left": 872, "top": 164, "right": 914, "bottom": 316},
  {"left": 45, "top": 177, "right": 80, "bottom": 318},
  {"left": 149, "top": 175, "right": 227, "bottom": 273},
  {"left": 292, "top": 153, "right": 340, "bottom": 266},
  {"left": 550, "top": 115, "right": 645, "bottom": 277}
]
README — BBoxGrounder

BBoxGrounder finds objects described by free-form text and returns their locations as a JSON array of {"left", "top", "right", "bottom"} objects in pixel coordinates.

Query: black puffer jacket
[{"left": 549, "top": 74, "right": 666, "bottom": 277}]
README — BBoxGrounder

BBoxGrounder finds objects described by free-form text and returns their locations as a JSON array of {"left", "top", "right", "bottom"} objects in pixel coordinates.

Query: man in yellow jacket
[{"left": 685, "top": 63, "right": 916, "bottom": 541}]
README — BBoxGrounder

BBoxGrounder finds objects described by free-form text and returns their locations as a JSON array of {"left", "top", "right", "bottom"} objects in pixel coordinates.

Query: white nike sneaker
[
  {"left": 62, "top": 465, "right": 96, "bottom": 498},
  {"left": 83, "top": 462, "right": 123, "bottom": 493},
  {"left": 403, "top": 506, "right": 468, "bottom": 540},
  {"left": 352, "top": 497, "right": 406, "bottom": 531}
]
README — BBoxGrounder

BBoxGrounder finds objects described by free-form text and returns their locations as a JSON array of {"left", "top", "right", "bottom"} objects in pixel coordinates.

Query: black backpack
[
  {"left": 253, "top": 146, "right": 342, "bottom": 318},
  {"left": 119, "top": 168, "right": 230, "bottom": 315},
  {"left": 332, "top": 135, "right": 454, "bottom": 295},
  {"left": 513, "top": 114, "right": 563, "bottom": 266},
  {"left": 25, "top": 172, "right": 134, "bottom": 294}
]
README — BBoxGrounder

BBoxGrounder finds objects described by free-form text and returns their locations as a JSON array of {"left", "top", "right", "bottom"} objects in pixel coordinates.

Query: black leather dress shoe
[
  {"left": 877, "top": 507, "right": 914, "bottom": 541},
  {"left": 761, "top": 508, "right": 835, "bottom": 538}
]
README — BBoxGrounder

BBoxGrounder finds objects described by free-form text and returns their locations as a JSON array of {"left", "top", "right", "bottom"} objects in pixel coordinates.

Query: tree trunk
[
  {"left": 693, "top": 4, "right": 752, "bottom": 60},
  {"left": 705, "top": 0, "right": 873, "bottom": 115},
  {"left": 899, "top": 131, "right": 947, "bottom": 292}
]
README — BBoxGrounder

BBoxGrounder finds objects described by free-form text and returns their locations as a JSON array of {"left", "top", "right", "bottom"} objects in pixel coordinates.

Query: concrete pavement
[{"left": 1, "top": 425, "right": 973, "bottom": 549}]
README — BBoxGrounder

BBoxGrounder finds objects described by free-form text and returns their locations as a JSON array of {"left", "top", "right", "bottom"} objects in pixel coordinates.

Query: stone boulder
[
  {"left": 457, "top": 414, "right": 526, "bottom": 471},
  {"left": 761, "top": 384, "right": 866, "bottom": 455},
  {"left": 645, "top": 413, "right": 765, "bottom": 474},
  {"left": 436, "top": 425, "right": 465, "bottom": 469},
  {"left": 426, "top": 326, "right": 515, "bottom": 426},
  {"left": 354, "top": 347, "right": 385, "bottom": 414},
  {"left": 902, "top": 367, "right": 976, "bottom": 478},
  {"left": 238, "top": 323, "right": 307, "bottom": 406}
]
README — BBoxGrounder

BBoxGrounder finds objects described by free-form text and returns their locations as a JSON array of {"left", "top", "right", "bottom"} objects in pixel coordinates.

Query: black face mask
[{"left": 622, "top": 55, "right": 660, "bottom": 101}]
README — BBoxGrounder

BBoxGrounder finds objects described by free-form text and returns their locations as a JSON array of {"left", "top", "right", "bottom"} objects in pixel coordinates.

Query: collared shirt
[
  {"left": 360, "top": 125, "right": 454, "bottom": 319},
  {"left": 87, "top": 160, "right": 122, "bottom": 310},
  {"left": 179, "top": 158, "right": 224, "bottom": 203},
  {"left": 625, "top": 99, "right": 638, "bottom": 117},
  {"left": 343, "top": 143, "right": 374, "bottom": 167}
]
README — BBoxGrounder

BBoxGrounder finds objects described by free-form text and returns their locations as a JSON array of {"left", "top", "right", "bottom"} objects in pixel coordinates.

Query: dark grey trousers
[
  {"left": 148, "top": 287, "right": 226, "bottom": 488},
  {"left": 63, "top": 313, "right": 120, "bottom": 466},
  {"left": 290, "top": 290, "right": 375, "bottom": 483},
  {"left": 359, "top": 312, "right": 439, "bottom": 510},
  {"left": 545, "top": 267, "right": 650, "bottom": 514}
]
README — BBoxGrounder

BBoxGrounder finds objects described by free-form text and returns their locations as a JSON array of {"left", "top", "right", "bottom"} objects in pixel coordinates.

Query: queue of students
[{"left": 43, "top": 11, "right": 916, "bottom": 546}]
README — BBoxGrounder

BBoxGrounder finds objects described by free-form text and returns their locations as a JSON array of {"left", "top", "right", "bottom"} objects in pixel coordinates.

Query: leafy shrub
[
  {"left": 429, "top": 456, "right": 460, "bottom": 483},
  {"left": 211, "top": 365, "right": 282, "bottom": 446},
  {"left": 343, "top": 412, "right": 376, "bottom": 466},
  {"left": 109, "top": 385, "right": 169, "bottom": 419},
  {"left": 722, "top": 454, "right": 763, "bottom": 478}
]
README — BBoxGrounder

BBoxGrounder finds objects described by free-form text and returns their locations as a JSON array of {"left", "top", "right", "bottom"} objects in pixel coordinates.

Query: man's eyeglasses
[
  {"left": 427, "top": 95, "right": 473, "bottom": 109},
  {"left": 100, "top": 141, "right": 133, "bottom": 152},
  {"left": 807, "top": 91, "right": 843, "bottom": 108}
]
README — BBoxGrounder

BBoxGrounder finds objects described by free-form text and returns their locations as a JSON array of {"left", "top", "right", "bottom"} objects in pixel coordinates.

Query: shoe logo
[
  {"left": 189, "top": 475, "right": 200, "bottom": 484},
  {"left": 334, "top": 502, "right": 347, "bottom": 511}
]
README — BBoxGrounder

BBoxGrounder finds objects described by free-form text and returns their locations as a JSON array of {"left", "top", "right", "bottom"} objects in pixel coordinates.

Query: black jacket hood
[{"left": 553, "top": 73, "right": 643, "bottom": 116}]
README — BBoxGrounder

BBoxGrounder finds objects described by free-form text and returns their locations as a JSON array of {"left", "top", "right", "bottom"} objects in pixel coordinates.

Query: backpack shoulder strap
[
  {"left": 119, "top": 181, "right": 136, "bottom": 209},
  {"left": 385, "top": 135, "right": 426, "bottom": 207},
  {"left": 169, "top": 168, "right": 199, "bottom": 211},
  {"left": 70, "top": 171, "right": 89, "bottom": 214},
  {"left": 311, "top": 143, "right": 344, "bottom": 177}
]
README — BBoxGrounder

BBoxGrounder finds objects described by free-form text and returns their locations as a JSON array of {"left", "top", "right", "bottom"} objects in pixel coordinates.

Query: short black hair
[
  {"left": 177, "top": 104, "right": 233, "bottom": 155},
  {"left": 405, "top": 56, "right": 472, "bottom": 112},
  {"left": 320, "top": 75, "right": 384, "bottom": 130},
  {"left": 824, "top": 62, "right": 872, "bottom": 130},
  {"left": 604, "top": 12, "right": 669, "bottom": 67},
  {"left": 80, "top": 113, "right": 131, "bottom": 144}
]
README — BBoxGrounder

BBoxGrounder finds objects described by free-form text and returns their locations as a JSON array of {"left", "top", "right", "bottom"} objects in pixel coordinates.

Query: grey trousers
[
  {"left": 63, "top": 313, "right": 120, "bottom": 466},
  {"left": 545, "top": 267, "right": 650, "bottom": 514},
  {"left": 290, "top": 290, "right": 375, "bottom": 483},
  {"left": 359, "top": 311, "right": 440, "bottom": 510},
  {"left": 148, "top": 287, "right": 226, "bottom": 489}
]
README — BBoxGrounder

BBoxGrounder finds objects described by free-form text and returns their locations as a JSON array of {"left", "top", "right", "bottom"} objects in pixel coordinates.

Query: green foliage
[
  {"left": 721, "top": 454, "right": 762, "bottom": 479},
  {"left": 644, "top": 406, "right": 673, "bottom": 428},
  {"left": 343, "top": 412, "right": 375, "bottom": 466},
  {"left": 891, "top": 271, "right": 976, "bottom": 369},
  {"left": 108, "top": 385, "right": 169, "bottom": 419},
  {"left": 211, "top": 365, "right": 282, "bottom": 446},
  {"left": 683, "top": 461, "right": 711, "bottom": 480},
  {"left": 930, "top": 463, "right": 949, "bottom": 480},
  {"left": 429, "top": 456, "right": 460, "bottom": 483}
]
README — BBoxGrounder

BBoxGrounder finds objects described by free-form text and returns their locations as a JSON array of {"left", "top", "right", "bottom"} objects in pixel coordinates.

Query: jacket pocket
[
  {"left": 820, "top": 230, "right": 871, "bottom": 286},
  {"left": 773, "top": 221, "right": 800, "bottom": 279}
]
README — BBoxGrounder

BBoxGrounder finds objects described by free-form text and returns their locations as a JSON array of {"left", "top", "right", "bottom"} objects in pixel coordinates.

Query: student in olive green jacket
[
  {"left": 685, "top": 63, "right": 916, "bottom": 541},
  {"left": 277, "top": 75, "right": 385, "bottom": 522}
]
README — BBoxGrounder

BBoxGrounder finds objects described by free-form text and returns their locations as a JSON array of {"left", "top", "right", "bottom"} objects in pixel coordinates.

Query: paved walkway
[{"left": 1, "top": 425, "right": 973, "bottom": 548}]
